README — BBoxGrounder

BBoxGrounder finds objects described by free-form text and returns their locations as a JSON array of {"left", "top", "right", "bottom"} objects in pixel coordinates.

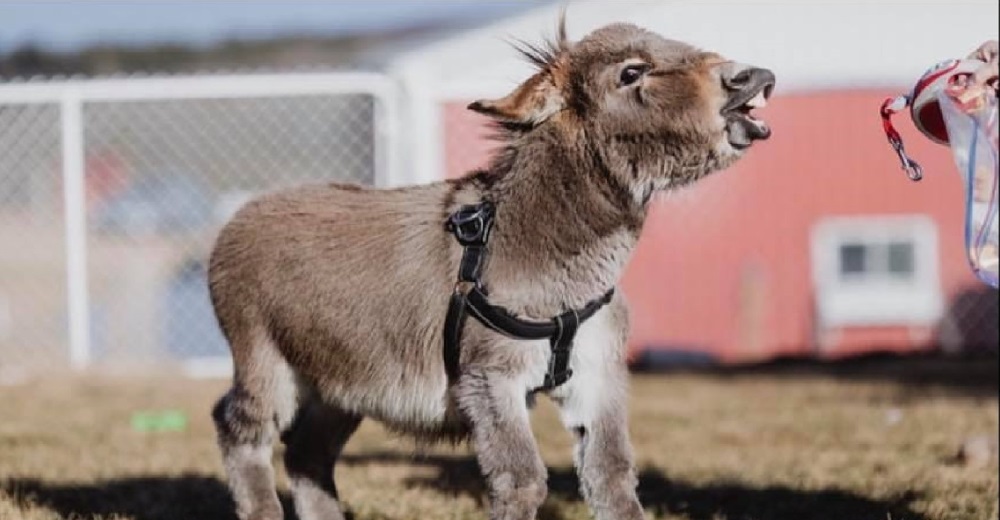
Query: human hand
[{"left": 967, "top": 40, "right": 998, "bottom": 89}]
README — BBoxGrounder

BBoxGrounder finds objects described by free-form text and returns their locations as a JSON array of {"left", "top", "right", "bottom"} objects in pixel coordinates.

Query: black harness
[{"left": 442, "top": 201, "right": 614, "bottom": 392}]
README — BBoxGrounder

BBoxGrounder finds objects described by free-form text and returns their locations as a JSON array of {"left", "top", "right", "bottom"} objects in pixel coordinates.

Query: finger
[
  {"left": 971, "top": 61, "right": 999, "bottom": 87},
  {"left": 968, "top": 40, "right": 999, "bottom": 62}
]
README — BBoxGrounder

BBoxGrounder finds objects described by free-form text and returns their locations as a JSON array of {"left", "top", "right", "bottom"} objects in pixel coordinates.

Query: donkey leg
[
  {"left": 561, "top": 394, "right": 644, "bottom": 520},
  {"left": 457, "top": 371, "right": 548, "bottom": 520},
  {"left": 212, "top": 334, "right": 297, "bottom": 520},
  {"left": 282, "top": 398, "right": 362, "bottom": 520},
  {"left": 553, "top": 307, "right": 644, "bottom": 520}
]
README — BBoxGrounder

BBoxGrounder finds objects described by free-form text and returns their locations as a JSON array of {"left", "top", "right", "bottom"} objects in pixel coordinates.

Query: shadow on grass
[
  {"left": 341, "top": 451, "right": 927, "bottom": 520},
  {"left": 2, "top": 456, "right": 927, "bottom": 520},
  {"left": 634, "top": 351, "right": 999, "bottom": 400},
  {"left": 2, "top": 476, "right": 301, "bottom": 520}
]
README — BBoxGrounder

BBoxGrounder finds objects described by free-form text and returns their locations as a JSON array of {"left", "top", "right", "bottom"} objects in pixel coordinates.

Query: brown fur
[{"left": 210, "top": 18, "right": 774, "bottom": 520}]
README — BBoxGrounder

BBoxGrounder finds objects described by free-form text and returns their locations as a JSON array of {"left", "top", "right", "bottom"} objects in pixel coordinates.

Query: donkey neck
[{"left": 480, "top": 134, "right": 646, "bottom": 317}]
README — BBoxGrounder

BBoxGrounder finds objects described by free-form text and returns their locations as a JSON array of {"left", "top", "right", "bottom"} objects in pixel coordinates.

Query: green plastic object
[{"left": 130, "top": 410, "right": 188, "bottom": 432}]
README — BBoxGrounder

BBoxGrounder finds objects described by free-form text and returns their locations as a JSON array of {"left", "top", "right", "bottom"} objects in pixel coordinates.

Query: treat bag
[{"left": 938, "top": 87, "right": 999, "bottom": 287}]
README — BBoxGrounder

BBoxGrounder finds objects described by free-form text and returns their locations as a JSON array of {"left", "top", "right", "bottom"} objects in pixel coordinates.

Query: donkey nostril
[{"left": 724, "top": 69, "right": 753, "bottom": 90}]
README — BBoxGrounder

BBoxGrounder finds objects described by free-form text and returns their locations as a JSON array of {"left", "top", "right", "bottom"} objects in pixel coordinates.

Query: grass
[{"left": 0, "top": 355, "right": 997, "bottom": 520}]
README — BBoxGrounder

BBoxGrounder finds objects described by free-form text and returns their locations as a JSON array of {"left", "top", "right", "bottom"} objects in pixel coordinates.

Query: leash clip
[
  {"left": 880, "top": 95, "right": 924, "bottom": 181},
  {"left": 890, "top": 136, "right": 924, "bottom": 181}
]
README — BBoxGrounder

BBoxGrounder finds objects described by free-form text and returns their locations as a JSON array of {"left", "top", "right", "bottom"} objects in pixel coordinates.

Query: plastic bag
[{"left": 938, "top": 88, "right": 999, "bottom": 287}]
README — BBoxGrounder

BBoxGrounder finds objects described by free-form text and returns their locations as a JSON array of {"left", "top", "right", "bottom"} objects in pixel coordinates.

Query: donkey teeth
[{"left": 746, "top": 90, "right": 768, "bottom": 109}]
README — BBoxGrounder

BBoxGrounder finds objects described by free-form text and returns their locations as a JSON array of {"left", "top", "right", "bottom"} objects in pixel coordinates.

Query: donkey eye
[{"left": 619, "top": 64, "right": 648, "bottom": 86}]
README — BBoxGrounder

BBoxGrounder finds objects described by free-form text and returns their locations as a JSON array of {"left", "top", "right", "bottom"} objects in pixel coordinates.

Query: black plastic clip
[{"left": 446, "top": 202, "right": 495, "bottom": 246}]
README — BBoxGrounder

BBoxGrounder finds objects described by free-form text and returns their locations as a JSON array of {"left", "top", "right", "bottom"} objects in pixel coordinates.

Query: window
[
  {"left": 837, "top": 240, "right": 915, "bottom": 281},
  {"left": 812, "top": 216, "right": 943, "bottom": 329},
  {"left": 887, "top": 242, "right": 915, "bottom": 277},
  {"left": 839, "top": 243, "right": 866, "bottom": 277}
]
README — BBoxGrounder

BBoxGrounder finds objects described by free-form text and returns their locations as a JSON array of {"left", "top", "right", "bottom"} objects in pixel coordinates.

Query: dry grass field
[{"left": 1, "top": 355, "right": 997, "bottom": 520}]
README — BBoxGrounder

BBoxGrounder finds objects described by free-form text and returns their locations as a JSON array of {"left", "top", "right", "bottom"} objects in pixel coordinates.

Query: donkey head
[{"left": 469, "top": 20, "right": 775, "bottom": 197}]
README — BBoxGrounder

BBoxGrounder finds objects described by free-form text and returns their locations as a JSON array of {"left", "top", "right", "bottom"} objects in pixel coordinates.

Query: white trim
[
  {"left": 811, "top": 215, "right": 943, "bottom": 332},
  {"left": 427, "top": 80, "right": 514, "bottom": 103},
  {"left": 396, "top": 66, "right": 445, "bottom": 186},
  {"left": 61, "top": 94, "right": 91, "bottom": 370},
  {"left": 0, "top": 72, "right": 396, "bottom": 104},
  {"left": 371, "top": 79, "right": 405, "bottom": 188}
]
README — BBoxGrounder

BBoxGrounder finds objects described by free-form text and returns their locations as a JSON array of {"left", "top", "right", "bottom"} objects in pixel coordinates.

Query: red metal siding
[{"left": 441, "top": 90, "right": 981, "bottom": 362}]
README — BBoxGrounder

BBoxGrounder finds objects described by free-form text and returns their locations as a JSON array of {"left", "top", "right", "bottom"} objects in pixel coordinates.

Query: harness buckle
[{"left": 446, "top": 202, "right": 494, "bottom": 246}]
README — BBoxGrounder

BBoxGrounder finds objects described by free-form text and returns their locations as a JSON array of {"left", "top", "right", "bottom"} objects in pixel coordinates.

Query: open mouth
[{"left": 722, "top": 82, "right": 774, "bottom": 150}]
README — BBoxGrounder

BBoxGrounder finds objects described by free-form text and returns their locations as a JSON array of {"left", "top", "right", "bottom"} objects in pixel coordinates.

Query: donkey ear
[
  {"left": 468, "top": 13, "right": 570, "bottom": 126},
  {"left": 467, "top": 71, "right": 564, "bottom": 126}
]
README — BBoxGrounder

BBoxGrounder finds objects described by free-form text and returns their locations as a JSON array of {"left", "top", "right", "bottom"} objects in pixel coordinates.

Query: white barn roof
[{"left": 390, "top": 0, "right": 1000, "bottom": 99}]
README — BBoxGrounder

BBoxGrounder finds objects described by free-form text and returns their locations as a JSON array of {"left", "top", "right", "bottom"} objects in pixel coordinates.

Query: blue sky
[{"left": 0, "top": 1, "right": 546, "bottom": 51}]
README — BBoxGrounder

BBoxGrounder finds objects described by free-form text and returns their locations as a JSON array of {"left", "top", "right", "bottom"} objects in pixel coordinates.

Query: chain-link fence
[
  {"left": 0, "top": 73, "right": 396, "bottom": 375},
  {"left": 0, "top": 103, "right": 65, "bottom": 372}
]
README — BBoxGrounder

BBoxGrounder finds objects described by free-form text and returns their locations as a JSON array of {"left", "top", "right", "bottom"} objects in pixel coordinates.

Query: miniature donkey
[{"left": 209, "top": 19, "right": 774, "bottom": 520}]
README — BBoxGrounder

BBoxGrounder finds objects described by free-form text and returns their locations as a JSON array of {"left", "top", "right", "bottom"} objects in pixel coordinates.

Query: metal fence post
[
  {"left": 372, "top": 81, "right": 402, "bottom": 188},
  {"left": 61, "top": 92, "right": 91, "bottom": 369}
]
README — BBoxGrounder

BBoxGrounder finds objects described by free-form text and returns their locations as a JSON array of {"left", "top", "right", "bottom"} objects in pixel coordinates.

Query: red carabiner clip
[{"left": 880, "top": 95, "right": 924, "bottom": 181}]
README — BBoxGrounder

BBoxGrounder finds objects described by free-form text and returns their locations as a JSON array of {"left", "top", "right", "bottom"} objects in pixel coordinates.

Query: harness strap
[
  {"left": 545, "top": 310, "right": 579, "bottom": 389},
  {"left": 443, "top": 287, "right": 469, "bottom": 383},
  {"left": 465, "top": 287, "right": 612, "bottom": 339},
  {"left": 442, "top": 201, "right": 614, "bottom": 392},
  {"left": 458, "top": 244, "right": 487, "bottom": 283}
]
